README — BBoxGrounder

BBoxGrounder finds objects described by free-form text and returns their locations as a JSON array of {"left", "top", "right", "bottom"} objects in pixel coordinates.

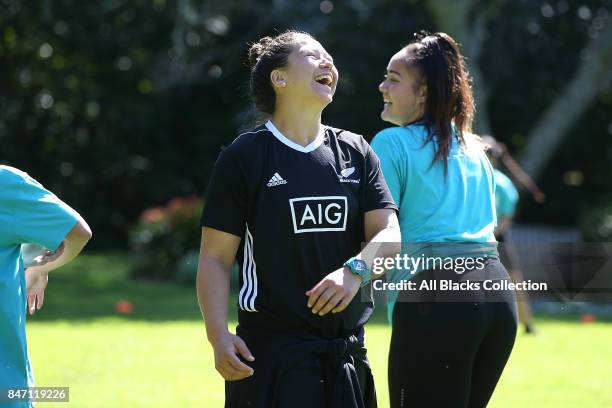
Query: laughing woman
[
  {"left": 371, "top": 32, "right": 518, "bottom": 408},
  {"left": 196, "top": 31, "right": 400, "bottom": 408}
]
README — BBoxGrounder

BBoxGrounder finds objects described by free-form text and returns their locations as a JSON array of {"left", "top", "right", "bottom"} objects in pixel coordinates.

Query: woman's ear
[
  {"left": 418, "top": 84, "right": 427, "bottom": 104},
  {"left": 270, "top": 70, "right": 287, "bottom": 88}
]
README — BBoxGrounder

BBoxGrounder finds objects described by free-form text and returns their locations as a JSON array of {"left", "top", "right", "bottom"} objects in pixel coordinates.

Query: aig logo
[{"left": 289, "top": 196, "right": 348, "bottom": 234}]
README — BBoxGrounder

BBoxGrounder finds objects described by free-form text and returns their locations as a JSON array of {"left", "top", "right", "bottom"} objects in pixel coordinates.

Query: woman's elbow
[
  {"left": 389, "top": 227, "right": 402, "bottom": 254},
  {"left": 67, "top": 218, "right": 93, "bottom": 248}
]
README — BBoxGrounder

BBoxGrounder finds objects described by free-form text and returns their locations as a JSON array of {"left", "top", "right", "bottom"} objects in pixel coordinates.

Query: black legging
[{"left": 388, "top": 258, "right": 518, "bottom": 408}]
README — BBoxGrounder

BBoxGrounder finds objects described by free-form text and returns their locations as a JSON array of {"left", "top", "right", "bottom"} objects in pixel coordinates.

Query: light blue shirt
[
  {"left": 0, "top": 166, "right": 78, "bottom": 407},
  {"left": 371, "top": 124, "right": 498, "bottom": 321},
  {"left": 494, "top": 169, "right": 519, "bottom": 220}
]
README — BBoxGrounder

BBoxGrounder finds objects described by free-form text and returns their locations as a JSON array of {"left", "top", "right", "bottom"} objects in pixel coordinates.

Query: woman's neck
[
  {"left": 270, "top": 103, "right": 323, "bottom": 147},
  {"left": 402, "top": 115, "right": 426, "bottom": 127}
]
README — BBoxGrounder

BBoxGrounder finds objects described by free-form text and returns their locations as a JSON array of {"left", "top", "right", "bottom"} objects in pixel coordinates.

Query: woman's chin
[
  {"left": 309, "top": 83, "right": 334, "bottom": 103},
  {"left": 318, "top": 90, "right": 334, "bottom": 102},
  {"left": 313, "top": 92, "right": 333, "bottom": 107},
  {"left": 381, "top": 111, "right": 395, "bottom": 124}
]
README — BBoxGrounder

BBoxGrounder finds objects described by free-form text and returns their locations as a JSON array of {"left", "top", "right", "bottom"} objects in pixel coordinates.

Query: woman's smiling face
[
  {"left": 273, "top": 34, "right": 338, "bottom": 108},
  {"left": 378, "top": 50, "right": 427, "bottom": 126}
]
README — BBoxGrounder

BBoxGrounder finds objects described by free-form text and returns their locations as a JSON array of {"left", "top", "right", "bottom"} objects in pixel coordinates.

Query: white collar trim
[{"left": 265, "top": 120, "right": 325, "bottom": 153}]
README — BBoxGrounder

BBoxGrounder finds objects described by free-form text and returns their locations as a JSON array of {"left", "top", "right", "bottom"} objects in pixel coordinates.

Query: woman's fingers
[
  {"left": 27, "top": 295, "right": 35, "bottom": 315},
  {"left": 306, "top": 279, "right": 329, "bottom": 308},
  {"left": 37, "top": 291, "right": 45, "bottom": 310},
  {"left": 311, "top": 286, "right": 335, "bottom": 314},
  {"left": 317, "top": 292, "right": 344, "bottom": 316},
  {"left": 27, "top": 293, "right": 44, "bottom": 315},
  {"left": 220, "top": 355, "right": 253, "bottom": 380},
  {"left": 332, "top": 296, "right": 352, "bottom": 314},
  {"left": 234, "top": 336, "right": 255, "bottom": 362},
  {"left": 213, "top": 334, "right": 255, "bottom": 381},
  {"left": 226, "top": 352, "right": 253, "bottom": 375}
]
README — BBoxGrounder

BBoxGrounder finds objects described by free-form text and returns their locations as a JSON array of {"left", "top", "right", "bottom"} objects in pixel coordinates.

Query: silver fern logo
[
  {"left": 339, "top": 166, "right": 359, "bottom": 184},
  {"left": 341, "top": 167, "right": 355, "bottom": 178}
]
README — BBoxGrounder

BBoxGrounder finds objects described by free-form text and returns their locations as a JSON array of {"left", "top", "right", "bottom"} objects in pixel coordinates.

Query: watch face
[{"left": 354, "top": 260, "right": 367, "bottom": 271}]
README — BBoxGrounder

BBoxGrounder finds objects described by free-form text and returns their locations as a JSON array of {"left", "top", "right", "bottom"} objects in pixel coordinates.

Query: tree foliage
[{"left": 1, "top": 0, "right": 610, "bottom": 246}]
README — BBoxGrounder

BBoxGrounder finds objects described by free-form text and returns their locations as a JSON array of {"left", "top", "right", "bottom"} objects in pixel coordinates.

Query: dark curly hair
[{"left": 247, "top": 31, "right": 315, "bottom": 114}]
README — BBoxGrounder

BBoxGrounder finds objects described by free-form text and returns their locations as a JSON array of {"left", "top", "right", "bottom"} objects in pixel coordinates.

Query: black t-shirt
[{"left": 201, "top": 121, "right": 397, "bottom": 338}]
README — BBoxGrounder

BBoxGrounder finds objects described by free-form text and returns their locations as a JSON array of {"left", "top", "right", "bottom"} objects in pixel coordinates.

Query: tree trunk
[
  {"left": 425, "top": 0, "right": 506, "bottom": 134},
  {"left": 519, "top": 21, "right": 612, "bottom": 179}
]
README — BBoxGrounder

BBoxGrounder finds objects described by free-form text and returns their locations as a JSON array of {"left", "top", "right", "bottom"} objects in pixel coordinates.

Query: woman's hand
[
  {"left": 306, "top": 267, "right": 362, "bottom": 316},
  {"left": 209, "top": 331, "right": 255, "bottom": 381},
  {"left": 25, "top": 268, "right": 49, "bottom": 315}
]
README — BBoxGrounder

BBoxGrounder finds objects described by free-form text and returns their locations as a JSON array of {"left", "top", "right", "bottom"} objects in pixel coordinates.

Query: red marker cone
[{"left": 115, "top": 300, "right": 134, "bottom": 314}]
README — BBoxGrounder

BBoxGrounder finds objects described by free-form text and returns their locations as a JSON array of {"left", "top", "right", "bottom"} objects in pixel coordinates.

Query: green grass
[{"left": 25, "top": 253, "right": 612, "bottom": 407}]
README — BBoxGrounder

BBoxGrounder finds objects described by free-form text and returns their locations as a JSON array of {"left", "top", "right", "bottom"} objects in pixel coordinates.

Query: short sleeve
[
  {"left": 371, "top": 131, "right": 405, "bottom": 209},
  {"left": 3, "top": 169, "right": 79, "bottom": 250},
  {"left": 200, "top": 147, "right": 247, "bottom": 237},
  {"left": 363, "top": 143, "right": 398, "bottom": 213}
]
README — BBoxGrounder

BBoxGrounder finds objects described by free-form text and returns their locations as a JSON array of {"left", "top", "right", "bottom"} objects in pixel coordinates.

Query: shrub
[{"left": 129, "top": 196, "right": 203, "bottom": 280}]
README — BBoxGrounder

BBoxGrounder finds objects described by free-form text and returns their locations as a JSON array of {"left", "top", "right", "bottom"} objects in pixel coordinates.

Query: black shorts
[{"left": 225, "top": 325, "right": 377, "bottom": 408}]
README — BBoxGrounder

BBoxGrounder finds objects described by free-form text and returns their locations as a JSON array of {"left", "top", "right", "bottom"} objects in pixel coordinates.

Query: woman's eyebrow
[
  {"left": 315, "top": 49, "right": 331, "bottom": 59},
  {"left": 304, "top": 48, "right": 334, "bottom": 63}
]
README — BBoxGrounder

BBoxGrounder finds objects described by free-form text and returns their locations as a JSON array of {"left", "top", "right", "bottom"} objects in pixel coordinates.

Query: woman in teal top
[
  {"left": 0, "top": 166, "right": 92, "bottom": 408},
  {"left": 371, "top": 32, "right": 518, "bottom": 408}
]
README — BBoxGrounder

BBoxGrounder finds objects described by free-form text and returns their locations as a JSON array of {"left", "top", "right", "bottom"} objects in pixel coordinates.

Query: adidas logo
[{"left": 267, "top": 172, "right": 287, "bottom": 187}]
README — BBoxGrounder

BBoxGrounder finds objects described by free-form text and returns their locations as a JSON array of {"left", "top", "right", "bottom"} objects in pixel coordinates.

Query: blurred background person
[{"left": 482, "top": 135, "right": 546, "bottom": 334}]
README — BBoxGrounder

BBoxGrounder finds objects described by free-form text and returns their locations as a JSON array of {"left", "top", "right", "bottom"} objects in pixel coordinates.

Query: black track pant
[{"left": 388, "top": 259, "right": 518, "bottom": 408}]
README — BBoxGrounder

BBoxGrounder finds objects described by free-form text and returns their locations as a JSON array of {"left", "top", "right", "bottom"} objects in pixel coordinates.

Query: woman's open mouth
[{"left": 314, "top": 73, "right": 333, "bottom": 88}]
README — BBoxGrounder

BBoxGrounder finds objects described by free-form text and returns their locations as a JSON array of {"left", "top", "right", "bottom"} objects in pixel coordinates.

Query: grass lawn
[{"left": 25, "top": 253, "right": 612, "bottom": 407}]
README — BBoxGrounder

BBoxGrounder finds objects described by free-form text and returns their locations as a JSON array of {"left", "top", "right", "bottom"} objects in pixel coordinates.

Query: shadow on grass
[{"left": 29, "top": 252, "right": 612, "bottom": 324}]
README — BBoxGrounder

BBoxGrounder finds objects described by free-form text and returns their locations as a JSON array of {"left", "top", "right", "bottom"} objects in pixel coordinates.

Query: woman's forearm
[
  {"left": 196, "top": 256, "right": 232, "bottom": 343},
  {"left": 358, "top": 209, "right": 402, "bottom": 274},
  {"left": 359, "top": 225, "right": 402, "bottom": 273},
  {"left": 27, "top": 218, "right": 92, "bottom": 275}
]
